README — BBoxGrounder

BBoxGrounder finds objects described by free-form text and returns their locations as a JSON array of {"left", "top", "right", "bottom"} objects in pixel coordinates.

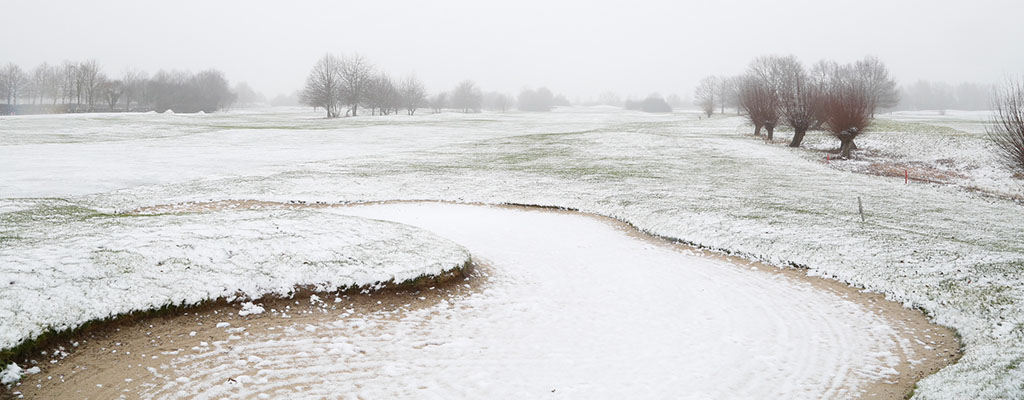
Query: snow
[
  {"left": 1, "top": 107, "right": 1022, "bottom": 397},
  {"left": 0, "top": 205, "right": 470, "bottom": 354},
  {"left": 0, "top": 363, "right": 22, "bottom": 385},
  {"left": 238, "top": 302, "right": 265, "bottom": 316},
  {"left": 142, "top": 203, "right": 907, "bottom": 399}
]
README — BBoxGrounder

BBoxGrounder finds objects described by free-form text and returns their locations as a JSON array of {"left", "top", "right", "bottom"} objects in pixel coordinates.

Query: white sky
[{"left": 3, "top": 0, "right": 1023, "bottom": 100}]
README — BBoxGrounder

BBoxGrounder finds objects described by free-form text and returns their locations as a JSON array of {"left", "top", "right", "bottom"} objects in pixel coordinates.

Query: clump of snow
[
  {"left": 1, "top": 363, "right": 22, "bottom": 385},
  {"left": 238, "top": 302, "right": 265, "bottom": 316},
  {"left": 163, "top": 109, "right": 174, "bottom": 114}
]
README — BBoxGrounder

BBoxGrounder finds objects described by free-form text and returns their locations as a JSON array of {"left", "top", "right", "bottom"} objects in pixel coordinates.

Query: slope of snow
[
  {"left": 0, "top": 200, "right": 469, "bottom": 353},
  {"left": 142, "top": 203, "right": 911, "bottom": 399}
]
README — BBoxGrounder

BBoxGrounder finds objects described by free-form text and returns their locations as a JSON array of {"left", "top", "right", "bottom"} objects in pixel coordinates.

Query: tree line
[
  {"left": 694, "top": 55, "right": 899, "bottom": 158},
  {"left": 0, "top": 60, "right": 236, "bottom": 114},
  {"left": 301, "top": 53, "right": 586, "bottom": 118}
]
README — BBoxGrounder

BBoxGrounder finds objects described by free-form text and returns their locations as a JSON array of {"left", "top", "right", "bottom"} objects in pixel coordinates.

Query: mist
[{"left": 4, "top": 0, "right": 1023, "bottom": 100}]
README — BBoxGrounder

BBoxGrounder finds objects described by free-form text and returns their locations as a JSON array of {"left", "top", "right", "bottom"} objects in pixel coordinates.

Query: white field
[{"left": 1, "top": 107, "right": 1023, "bottom": 398}]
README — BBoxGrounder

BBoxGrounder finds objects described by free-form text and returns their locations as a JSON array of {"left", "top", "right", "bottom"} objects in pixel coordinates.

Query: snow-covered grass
[
  {"left": 792, "top": 110, "right": 1024, "bottom": 200},
  {"left": 0, "top": 198, "right": 469, "bottom": 361},
  {"left": 1, "top": 107, "right": 1022, "bottom": 398}
]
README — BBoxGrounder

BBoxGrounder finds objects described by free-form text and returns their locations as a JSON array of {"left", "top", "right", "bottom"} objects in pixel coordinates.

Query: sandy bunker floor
[{"left": 10, "top": 203, "right": 958, "bottom": 399}]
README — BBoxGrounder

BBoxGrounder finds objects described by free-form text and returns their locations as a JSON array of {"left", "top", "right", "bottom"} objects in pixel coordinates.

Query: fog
[{"left": 4, "top": 0, "right": 1023, "bottom": 100}]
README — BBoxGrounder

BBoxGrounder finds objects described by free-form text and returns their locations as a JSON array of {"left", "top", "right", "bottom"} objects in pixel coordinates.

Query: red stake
[
  {"left": 905, "top": 169, "right": 909, "bottom": 184},
  {"left": 826, "top": 154, "right": 830, "bottom": 164}
]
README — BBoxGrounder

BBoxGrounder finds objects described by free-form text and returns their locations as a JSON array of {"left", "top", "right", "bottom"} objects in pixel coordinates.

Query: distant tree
[
  {"left": 450, "top": 80, "right": 482, "bottom": 113},
  {"left": 429, "top": 92, "right": 448, "bottom": 113},
  {"left": 776, "top": 58, "right": 821, "bottom": 147},
  {"left": 518, "top": 87, "right": 555, "bottom": 111},
  {"left": 820, "top": 64, "right": 874, "bottom": 159},
  {"left": 300, "top": 54, "right": 344, "bottom": 118},
  {"left": 399, "top": 75, "right": 426, "bottom": 115},
  {"left": 1, "top": 64, "right": 29, "bottom": 105},
  {"left": 59, "top": 61, "right": 77, "bottom": 106},
  {"left": 190, "top": 69, "right": 236, "bottom": 112},
  {"left": 78, "top": 60, "right": 102, "bottom": 110},
  {"left": 365, "top": 73, "right": 400, "bottom": 115},
  {"left": 339, "top": 54, "right": 375, "bottom": 116},
  {"left": 484, "top": 91, "right": 513, "bottom": 112},
  {"left": 100, "top": 78, "right": 124, "bottom": 111},
  {"left": 694, "top": 75, "right": 719, "bottom": 117},
  {"left": 122, "top": 68, "right": 148, "bottom": 111},
  {"left": 626, "top": 94, "right": 672, "bottom": 113},
  {"left": 233, "top": 82, "right": 266, "bottom": 107},
  {"left": 988, "top": 78, "right": 1024, "bottom": 175},
  {"left": 853, "top": 56, "right": 899, "bottom": 116},
  {"left": 29, "top": 63, "right": 51, "bottom": 104},
  {"left": 717, "top": 76, "right": 741, "bottom": 114}
]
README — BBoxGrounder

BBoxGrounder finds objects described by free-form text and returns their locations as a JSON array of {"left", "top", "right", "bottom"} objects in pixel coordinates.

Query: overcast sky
[{"left": 4, "top": 0, "right": 1023, "bottom": 100}]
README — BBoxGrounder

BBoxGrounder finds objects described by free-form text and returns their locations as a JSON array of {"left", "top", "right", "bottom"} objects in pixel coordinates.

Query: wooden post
[{"left": 858, "top": 197, "right": 865, "bottom": 222}]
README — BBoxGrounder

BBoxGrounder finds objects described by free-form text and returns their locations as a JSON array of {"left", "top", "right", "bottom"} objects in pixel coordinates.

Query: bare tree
[
  {"left": 450, "top": 80, "right": 482, "bottom": 113},
  {"left": 853, "top": 56, "right": 899, "bottom": 116},
  {"left": 339, "top": 54, "right": 374, "bottom": 116},
  {"left": 988, "top": 78, "right": 1024, "bottom": 175},
  {"left": 741, "top": 55, "right": 794, "bottom": 139},
  {"left": 78, "top": 60, "right": 102, "bottom": 110},
  {"left": 1, "top": 64, "right": 29, "bottom": 105},
  {"left": 100, "top": 78, "right": 124, "bottom": 111},
  {"left": 717, "top": 76, "right": 740, "bottom": 114},
  {"left": 399, "top": 75, "right": 426, "bottom": 115},
  {"left": 59, "top": 61, "right": 77, "bottom": 106},
  {"left": 122, "top": 68, "right": 147, "bottom": 111},
  {"left": 694, "top": 75, "right": 719, "bottom": 117},
  {"left": 300, "top": 54, "right": 344, "bottom": 118},
  {"left": 30, "top": 63, "right": 52, "bottom": 104},
  {"left": 777, "top": 58, "right": 821, "bottom": 147},
  {"left": 429, "top": 92, "right": 447, "bottom": 113},
  {"left": 820, "top": 64, "right": 874, "bottom": 159},
  {"left": 738, "top": 75, "right": 777, "bottom": 137},
  {"left": 484, "top": 92, "right": 513, "bottom": 112},
  {"left": 366, "top": 73, "right": 400, "bottom": 115}
]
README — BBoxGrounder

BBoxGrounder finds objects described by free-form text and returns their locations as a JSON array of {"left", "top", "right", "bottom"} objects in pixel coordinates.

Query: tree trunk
[
  {"left": 765, "top": 124, "right": 775, "bottom": 141},
  {"left": 754, "top": 124, "right": 762, "bottom": 136},
  {"left": 789, "top": 126, "right": 807, "bottom": 148},
  {"left": 839, "top": 137, "right": 855, "bottom": 159}
]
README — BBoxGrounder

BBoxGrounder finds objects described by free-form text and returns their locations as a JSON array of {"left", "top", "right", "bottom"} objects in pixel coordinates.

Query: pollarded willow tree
[
  {"left": 301, "top": 54, "right": 344, "bottom": 118},
  {"left": 820, "top": 64, "right": 874, "bottom": 159},
  {"left": 988, "top": 78, "right": 1024, "bottom": 175},
  {"left": 738, "top": 74, "right": 776, "bottom": 137},
  {"left": 740, "top": 55, "right": 794, "bottom": 139},
  {"left": 777, "top": 58, "right": 821, "bottom": 148}
]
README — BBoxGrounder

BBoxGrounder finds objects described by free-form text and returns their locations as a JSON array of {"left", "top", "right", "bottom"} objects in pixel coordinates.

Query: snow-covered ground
[
  {"left": 2, "top": 107, "right": 1023, "bottom": 398},
  {"left": 126, "top": 203, "right": 932, "bottom": 399},
  {"left": 795, "top": 110, "right": 1024, "bottom": 199}
]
